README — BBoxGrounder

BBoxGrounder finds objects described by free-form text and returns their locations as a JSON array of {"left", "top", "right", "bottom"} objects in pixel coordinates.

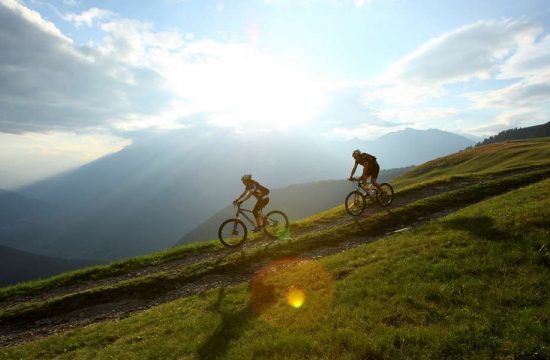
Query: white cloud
[
  {"left": 365, "top": 19, "right": 543, "bottom": 109},
  {"left": 385, "top": 19, "right": 540, "bottom": 85},
  {"left": 1, "top": 0, "right": 328, "bottom": 135},
  {"left": 0, "top": 0, "right": 172, "bottom": 134},
  {"left": 1, "top": 0, "right": 72, "bottom": 42},
  {"left": 463, "top": 108, "right": 549, "bottom": 137},
  {"left": 499, "top": 33, "right": 550, "bottom": 79},
  {"left": 465, "top": 71, "right": 550, "bottom": 109},
  {"left": 62, "top": 7, "right": 114, "bottom": 27}
]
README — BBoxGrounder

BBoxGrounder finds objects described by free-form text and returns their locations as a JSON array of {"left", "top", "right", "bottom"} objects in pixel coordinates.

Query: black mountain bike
[
  {"left": 218, "top": 204, "right": 289, "bottom": 247},
  {"left": 345, "top": 178, "right": 394, "bottom": 216}
]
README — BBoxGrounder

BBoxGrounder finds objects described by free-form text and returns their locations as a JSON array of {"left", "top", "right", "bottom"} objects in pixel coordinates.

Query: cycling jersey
[
  {"left": 355, "top": 152, "right": 377, "bottom": 166},
  {"left": 246, "top": 180, "right": 270, "bottom": 199}
]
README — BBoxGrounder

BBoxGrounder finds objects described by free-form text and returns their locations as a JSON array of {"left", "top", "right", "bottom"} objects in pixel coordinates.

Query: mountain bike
[
  {"left": 345, "top": 178, "right": 394, "bottom": 216},
  {"left": 218, "top": 203, "right": 290, "bottom": 247}
]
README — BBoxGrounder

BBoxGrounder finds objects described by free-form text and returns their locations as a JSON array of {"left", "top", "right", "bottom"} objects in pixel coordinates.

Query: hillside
[
  {"left": 0, "top": 245, "right": 97, "bottom": 287},
  {"left": 391, "top": 138, "right": 550, "bottom": 189},
  {"left": 7, "top": 128, "right": 470, "bottom": 262},
  {"left": 177, "top": 167, "right": 411, "bottom": 245},
  {"left": 0, "top": 139, "right": 548, "bottom": 358},
  {"left": 476, "top": 121, "right": 550, "bottom": 146}
]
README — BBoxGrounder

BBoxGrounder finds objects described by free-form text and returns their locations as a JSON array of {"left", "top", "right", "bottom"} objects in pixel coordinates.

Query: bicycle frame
[
  {"left": 234, "top": 204, "right": 263, "bottom": 227},
  {"left": 351, "top": 178, "right": 378, "bottom": 201}
]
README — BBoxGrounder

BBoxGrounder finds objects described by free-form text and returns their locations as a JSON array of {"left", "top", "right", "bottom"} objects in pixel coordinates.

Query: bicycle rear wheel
[
  {"left": 263, "top": 210, "right": 290, "bottom": 239},
  {"left": 345, "top": 190, "right": 366, "bottom": 216},
  {"left": 376, "top": 183, "right": 394, "bottom": 207},
  {"left": 218, "top": 219, "right": 247, "bottom": 247}
]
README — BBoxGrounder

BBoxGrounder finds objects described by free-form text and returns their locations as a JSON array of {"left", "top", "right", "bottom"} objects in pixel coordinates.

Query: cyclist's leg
[
  {"left": 253, "top": 197, "right": 269, "bottom": 228},
  {"left": 252, "top": 200, "right": 262, "bottom": 228},
  {"left": 369, "top": 162, "right": 383, "bottom": 192},
  {"left": 361, "top": 165, "right": 368, "bottom": 188}
]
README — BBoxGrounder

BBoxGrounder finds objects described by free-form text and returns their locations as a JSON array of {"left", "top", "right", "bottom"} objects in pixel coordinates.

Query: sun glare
[
  {"left": 286, "top": 286, "right": 305, "bottom": 308},
  {"left": 250, "top": 258, "right": 335, "bottom": 328},
  {"left": 159, "top": 42, "right": 326, "bottom": 131}
]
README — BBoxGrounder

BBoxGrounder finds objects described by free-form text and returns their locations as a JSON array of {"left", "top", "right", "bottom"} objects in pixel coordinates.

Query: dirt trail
[{"left": 0, "top": 166, "right": 548, "bottom": 347}]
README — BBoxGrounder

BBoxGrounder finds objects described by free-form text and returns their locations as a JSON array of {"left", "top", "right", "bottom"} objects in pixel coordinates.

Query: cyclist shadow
[
  {"left": 443, "top": 215, "right": 509, "bottom": 241},
  {"left": 196, "top": 276, "right": 275, "bottom": 359}
]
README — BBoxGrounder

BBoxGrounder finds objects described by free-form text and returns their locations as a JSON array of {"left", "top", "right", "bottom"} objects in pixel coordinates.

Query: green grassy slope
[
  {"left": 1, "top": 168, "right": 547, "bottom": 326},
  {"left": 2, "top": 175, "right": 549, "bottom": 359},
  {"left": 1, "top": 138, "right": 549, "bottom": 303},
  {"left": 392, "top": 138, "right": 550, "bottom": 189}
]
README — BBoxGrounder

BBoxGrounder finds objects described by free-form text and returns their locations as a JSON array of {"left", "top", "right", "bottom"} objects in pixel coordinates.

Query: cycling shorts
[
  {"left": 253, "top": 196, "right": 269, "bottom": 214},
  {"left": 363, "top": 161, "right": 380, "bottom": 178}
]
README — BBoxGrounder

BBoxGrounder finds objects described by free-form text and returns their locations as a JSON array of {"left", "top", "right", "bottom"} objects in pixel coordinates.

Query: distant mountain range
[
  {"left": 2, "top": 127, "right": 474, "bottom": 262},
  {"left": 476, "top": 122, "right": 550, "bottom": 146},
  {"left": 0, "top": 244, "right": 97, "bottom": 287},
  {"left": 356, "top": 128, "right": 475, "bottom": 168}
]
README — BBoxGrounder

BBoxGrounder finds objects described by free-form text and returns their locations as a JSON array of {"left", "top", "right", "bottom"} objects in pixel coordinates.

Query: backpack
[
  {"left": 254, "top": 181, "right": 270, "bottom": 196},
  {"left": 361, "top": 153, "right": 377, "bottom": 163}
]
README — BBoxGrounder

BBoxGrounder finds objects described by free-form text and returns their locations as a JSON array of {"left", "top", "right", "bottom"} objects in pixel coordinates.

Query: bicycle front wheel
[
  {"left": 263, "top": 210, "right": 290, "bottom": 239},
  {"left": 345, "top": 190, "right": 366, "bottom": 216},
  {"left": 376, "top": 183, "right": 394, "bottom": 207},
  {"left": 218, "top": 219, "right": 247, "bottom": 247}
]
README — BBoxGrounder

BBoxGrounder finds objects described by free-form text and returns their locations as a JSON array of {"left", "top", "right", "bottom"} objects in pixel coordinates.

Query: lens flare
[
  {"left": 286, "top": 286, "right": 305, "bottom": 308},
  {"left": 250, "top": 257, "right": 334, "bottom": 328}
]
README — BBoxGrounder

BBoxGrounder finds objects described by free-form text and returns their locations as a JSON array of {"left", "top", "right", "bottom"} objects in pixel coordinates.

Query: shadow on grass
[
  {"left": 444, "top": 216, "right": 509, "bottom": 241},
  {"left": 196, "top": 251, "right": 275, "bottom": 360},
  {"left": 196, "top": 286, "right": 255, "bottom": 360}
]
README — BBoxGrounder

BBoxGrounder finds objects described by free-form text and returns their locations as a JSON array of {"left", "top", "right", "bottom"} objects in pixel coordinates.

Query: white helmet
[
  {"left": 352, "top": 149, "right": 361, "bottom": 158},
  {"left": 241, "top": 174, "right": 252, "bottom": 181}
]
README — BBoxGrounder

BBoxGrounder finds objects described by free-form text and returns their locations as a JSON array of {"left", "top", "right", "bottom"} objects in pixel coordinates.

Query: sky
[{"left": 1, "top": 0, "right": 550, "bottom": 189}]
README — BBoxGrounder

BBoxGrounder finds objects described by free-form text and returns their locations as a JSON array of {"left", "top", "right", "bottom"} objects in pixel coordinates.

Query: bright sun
[{"left": 160, "top": 42, "right": 327, "bottom": 131}]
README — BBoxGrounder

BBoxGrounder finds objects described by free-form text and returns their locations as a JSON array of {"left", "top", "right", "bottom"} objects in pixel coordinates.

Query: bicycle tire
[
  {"left": 263, "top": 210, "right": 290, "bottom": 239},
  {"left": 345, "top": 190, "right": 366, "bottom": 216},
  {"left": 376, "top": 183, "right": 394, "bottom": 207},
  {"left": 218, "top": 219, "right": 247, "bottom": 247}
]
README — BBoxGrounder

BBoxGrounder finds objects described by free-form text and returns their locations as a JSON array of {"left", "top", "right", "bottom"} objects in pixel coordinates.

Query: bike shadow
[
  {"left": 443, "top": 215, "right": 509, "bottom": 241},
  {"left": 196, "top": 275, "right": 275, "bottom": 359}
]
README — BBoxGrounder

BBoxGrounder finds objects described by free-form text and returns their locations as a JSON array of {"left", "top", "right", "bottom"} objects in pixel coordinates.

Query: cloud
[
  {"left": 363, "top": 19, "right": 543, "bottom": 109},
  {"left": 62, "top": 7, "right": 114, "bottom": 27},
  {"left": 1, "top": 0, "right": 327, "bottom": 135},
  {"left": 385, "top": 19, "right": 541, "bottom": 85},
  {"left": 0, "top": 0, "right": 173, "bottom": 134},
  {"left": 499, "top": 33, "right": 550, "bottom": 79},
  {"left": 466, "top": 72, "right": 550, "bottom": 109},
  {"left": 463, "top": 108, "right": 549, "bottom": 137}
]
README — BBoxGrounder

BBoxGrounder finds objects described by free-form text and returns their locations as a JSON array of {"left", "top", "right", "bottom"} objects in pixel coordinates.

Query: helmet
[
  {"left": 352, "top": 149, "right": 361, "bottom": 158},
  {"left": 241, "top": 174, "right": 252, "bottom": 182}
]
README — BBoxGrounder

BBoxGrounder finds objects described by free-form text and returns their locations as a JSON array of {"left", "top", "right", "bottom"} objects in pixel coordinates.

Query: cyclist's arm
[
  {"left": 349, "top": 161, "right": 358, "bottom": 179},
  {"left": 235, "top": 190, "right": 252, "bottom": 204}
]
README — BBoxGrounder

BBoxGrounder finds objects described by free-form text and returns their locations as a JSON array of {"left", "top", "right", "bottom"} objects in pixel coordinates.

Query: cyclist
[
  {"left": 348, "top": 149, "right": 384, "bottom": 193},
  {"left": 234, "top": 174, "right": 270, "bottom": 232}
]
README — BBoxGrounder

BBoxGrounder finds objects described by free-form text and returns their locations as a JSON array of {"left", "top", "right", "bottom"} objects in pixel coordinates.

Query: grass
[
  {"left": 2, "top": 174, "right": 549, "bottom": 359},
  {"left": 0, "top": 239, "right": 222, "bottom": 301},
  {"left": 392, "top": 138, "right": 550, "bottom": 189}
]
